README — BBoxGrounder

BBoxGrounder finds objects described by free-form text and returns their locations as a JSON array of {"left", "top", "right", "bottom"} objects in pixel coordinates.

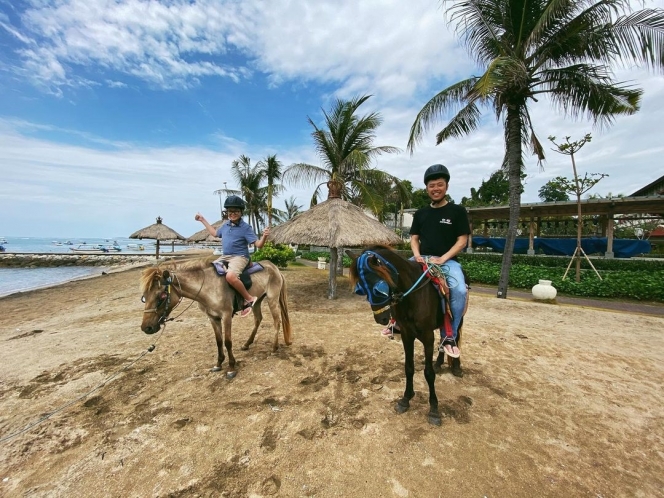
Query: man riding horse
[{"left": 401, "top": 164, "right": 470, "bottom": 358}]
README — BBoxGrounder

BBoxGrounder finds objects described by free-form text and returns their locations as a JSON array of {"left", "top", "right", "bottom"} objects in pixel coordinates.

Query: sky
[{"left": 1, "top": 0, "right": 663, "bottom": 239}]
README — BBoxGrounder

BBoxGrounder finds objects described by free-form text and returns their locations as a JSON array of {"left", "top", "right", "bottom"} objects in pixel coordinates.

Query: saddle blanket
[{"left": 212, "top": 261, "right": 264, "bottom": 277}]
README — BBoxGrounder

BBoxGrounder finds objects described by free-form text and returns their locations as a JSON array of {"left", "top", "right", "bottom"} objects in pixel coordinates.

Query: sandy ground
[{"left": 0, "top": 261, "right": 663, "bottom": 497}]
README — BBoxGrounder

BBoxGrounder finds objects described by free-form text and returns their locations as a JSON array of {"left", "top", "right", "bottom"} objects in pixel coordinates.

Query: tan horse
[{"left": 140, "top": 255, "right": 292, "bottom": 378}]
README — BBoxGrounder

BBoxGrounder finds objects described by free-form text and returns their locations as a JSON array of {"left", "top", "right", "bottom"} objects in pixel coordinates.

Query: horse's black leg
[
  {"left": 208, "top": 316, "right": 225, "bottom": 372},
  {"left": 450, "top": 357, "right": 463, "bottom": 378},
  {"left": 396, "top": 335, "right": 416, "bottom": 414},
  {"left": 423, "top": 332, "right": 441, "bottom": 426},
  {"left": 434, "top": 350, "right": 445, "bottom": 374}
]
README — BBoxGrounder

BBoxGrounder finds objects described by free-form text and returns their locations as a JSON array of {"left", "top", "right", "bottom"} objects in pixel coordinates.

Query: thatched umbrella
[
  {"left": 129, "top": 216, "right": 185, "bottom": 259},
  {"left": 187, "top": 219, "right": 225, "bottom": 243},
  {"left": 269, "top": 181, "right": 401, "bottom": 299}
]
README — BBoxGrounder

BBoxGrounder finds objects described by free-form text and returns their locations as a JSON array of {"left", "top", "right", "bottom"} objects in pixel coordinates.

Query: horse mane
[{"left": 139, "top": 255, "right": 217, "bottom": 294}]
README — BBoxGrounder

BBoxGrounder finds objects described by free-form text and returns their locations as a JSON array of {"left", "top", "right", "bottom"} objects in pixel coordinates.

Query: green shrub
[
  {"left": 460, "top": 255, "right": 664, "bottom": 302},
  {"left": 252, "top": 243, "right": 295, "bottom": 268}
]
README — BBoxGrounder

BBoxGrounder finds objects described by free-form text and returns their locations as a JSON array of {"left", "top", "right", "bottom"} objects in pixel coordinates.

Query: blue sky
[{"left": 1, "top": 0, "right": 663, "bottom": 239}]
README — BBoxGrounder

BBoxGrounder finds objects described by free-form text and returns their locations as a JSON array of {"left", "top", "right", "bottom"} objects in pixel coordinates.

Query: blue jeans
[{"left": 412, "top": 257, "right": 467, "bottom": 341}]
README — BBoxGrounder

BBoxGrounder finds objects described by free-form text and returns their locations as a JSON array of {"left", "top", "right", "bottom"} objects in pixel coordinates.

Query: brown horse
[
  {"left": 140, "top": 255, "right": 292, "bottom": 378},
  {"left": 348, "top": 246, "right": 468, "bottom": 426}
]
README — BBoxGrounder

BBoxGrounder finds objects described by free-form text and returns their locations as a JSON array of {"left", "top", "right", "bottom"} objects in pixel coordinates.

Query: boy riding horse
[{"left": 195, "top": 195, "right": 270, "bottom": 317}]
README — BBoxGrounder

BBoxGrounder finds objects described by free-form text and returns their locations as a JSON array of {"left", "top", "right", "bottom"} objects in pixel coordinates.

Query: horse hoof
[
  {"left": 395, "top": 402, "right": 409, "bottom": 414},
  {"left": 226, "top": 371, "right": 237, "bottom": 380},
  {"left": 452, "top": 368, "right": 464, "bottom": 378},
  {"left": 210, "top": 366, "right": 222, "bottom": 372},
  {"left": 241, "top": 345, "right": 249, "bottom": 351},
  {"left": 428, "top": 414, "right": 442, "bottom": 426}
]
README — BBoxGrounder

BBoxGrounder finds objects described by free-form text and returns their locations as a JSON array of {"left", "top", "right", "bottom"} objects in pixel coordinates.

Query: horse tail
[{"left": 279, "top": 273, "right": 293, "bottom": 345}]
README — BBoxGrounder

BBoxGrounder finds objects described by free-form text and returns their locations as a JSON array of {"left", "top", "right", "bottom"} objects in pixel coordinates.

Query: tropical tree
[
  {"left": 257, "top": 154, "right": 285, "bottom": 227},
  {"left": 286, "top": 95, "right": 401, "bottom": 297},
  {"left": 408, "top": 0, "right": 664, "bottom": 298},
  {"left": 538, "top": 180, "right": 571, "bottom": 202},
  {"left": 230, "top": 155, "right": 266, "bottom": 232},
  {"left": 285, "top": 94, "right": 401, "bottom": 210},
  {"left": 461, "top": 169, "right": 517, "bottom": 207},
  {"left": 272, "top": 196, "right": 303, "bottom": 224}
]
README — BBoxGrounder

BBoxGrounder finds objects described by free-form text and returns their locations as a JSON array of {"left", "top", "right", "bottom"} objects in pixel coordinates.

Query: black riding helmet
[
  {"left": 224, "top": 195, "right": 246, "bottom": 210},
  {"left": 423, "top": 164, "right": 450, "bottom": 185}
]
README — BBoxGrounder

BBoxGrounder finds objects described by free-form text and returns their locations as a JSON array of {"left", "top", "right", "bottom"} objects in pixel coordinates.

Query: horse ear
[{"left": 345, "top": 249, "right": 359, "bottom": 260}]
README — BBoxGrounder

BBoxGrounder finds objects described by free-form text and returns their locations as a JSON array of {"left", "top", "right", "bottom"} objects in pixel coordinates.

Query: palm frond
[{"left": 407, "top": 77, "right": 480, "bottom": 153}]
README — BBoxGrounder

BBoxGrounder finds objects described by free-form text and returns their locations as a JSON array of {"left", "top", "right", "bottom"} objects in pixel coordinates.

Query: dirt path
[{"left": 1, "top": 263, "right": 663, "bottom": 497}]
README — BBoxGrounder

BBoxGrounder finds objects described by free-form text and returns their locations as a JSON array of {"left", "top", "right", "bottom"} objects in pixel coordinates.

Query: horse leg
[
  {"left": 434, "top": 350, "right": 445, "bottom": 374},
  {"left": 242, "top": 296, "right": 265, "bottom": 350},
  {"left": 208, "top": 316, "right": 225, "bottom": 372},
  {"left": 396, "top": 336, "right": 416, "bottom": 414},
  {"left": 266, "top": 292, "right": 283, "bottom": 353},
  {"left": 222, "top": 314, "right": 237, "bottom": 379},
  {"left": 423, "top": 332, "right": 441, "bottom": 426}
]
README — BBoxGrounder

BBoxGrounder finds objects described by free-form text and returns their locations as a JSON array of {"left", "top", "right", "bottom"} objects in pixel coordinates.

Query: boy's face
[
  {"left": 426, "top": 178, "right": 448, "bottom": 203},
  {"left": 227, "top": 209, "right": 242, "bottom": 221}
]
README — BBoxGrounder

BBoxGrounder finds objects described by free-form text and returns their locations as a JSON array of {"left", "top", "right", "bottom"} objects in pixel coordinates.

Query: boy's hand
[
  {"left": 262, "top": 227, "right": 271, "bottom": 238},
  {"left": 195, "top": 213, "right": 204, "bottom": 222}
]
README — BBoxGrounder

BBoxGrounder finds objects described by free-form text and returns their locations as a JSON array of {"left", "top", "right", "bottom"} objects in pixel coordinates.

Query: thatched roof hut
[
  {"left": 187, "top": 220, "right": 225, "bottom": 243},
  {"left": 269, "top": 198, "right": 401, "bottom": 248},
  {"left": 269, "top": 183, "right": 402, "bottom": 298},
  {"left": 129, "top": 216, "right": 185, "bottom": 259}
]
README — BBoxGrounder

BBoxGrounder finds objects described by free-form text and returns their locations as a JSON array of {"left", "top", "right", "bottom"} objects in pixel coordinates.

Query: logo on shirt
[{"left": 439, "top": 218, "right": 452, "bottom": 225}]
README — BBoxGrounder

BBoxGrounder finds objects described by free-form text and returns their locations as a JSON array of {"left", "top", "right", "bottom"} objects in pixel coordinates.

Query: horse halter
[
  {"left": 142, "top": 273, "right": 182, "bottom": 325},
  {"left": 354, "top": 251, "right": 432, "bottom": 314}
]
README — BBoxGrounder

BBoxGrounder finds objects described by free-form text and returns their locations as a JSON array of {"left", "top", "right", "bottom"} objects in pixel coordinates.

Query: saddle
[{"left": 212, "top": 261, "right": 265, "bottom": 315}]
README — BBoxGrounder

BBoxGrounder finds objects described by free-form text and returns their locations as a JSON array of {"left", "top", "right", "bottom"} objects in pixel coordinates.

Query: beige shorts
[{"left": 214, "top": 255, "right": 249, "bottom": 276}]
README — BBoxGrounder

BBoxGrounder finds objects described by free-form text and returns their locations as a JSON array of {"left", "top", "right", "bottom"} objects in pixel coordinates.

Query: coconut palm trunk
[{"left": 497, "top": 106, "right": 524, "bottom": 297}]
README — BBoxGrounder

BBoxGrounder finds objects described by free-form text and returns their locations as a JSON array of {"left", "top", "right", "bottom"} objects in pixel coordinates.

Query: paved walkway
[{"left": 297, "top": 258, "right": 664, "bottom": 317}]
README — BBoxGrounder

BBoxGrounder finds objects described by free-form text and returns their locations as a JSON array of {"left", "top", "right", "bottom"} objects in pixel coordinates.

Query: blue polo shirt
[{"left": 216, "top": 219, "right": 258, "bottom": 258}]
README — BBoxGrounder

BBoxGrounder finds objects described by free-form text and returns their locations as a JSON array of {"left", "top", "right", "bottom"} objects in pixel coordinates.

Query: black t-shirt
[{"left": 410, "top": 203, "right": 471, "bottom": 259}]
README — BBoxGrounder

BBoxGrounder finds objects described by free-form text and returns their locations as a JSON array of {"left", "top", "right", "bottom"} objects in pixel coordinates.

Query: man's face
[
  {"left": 227, "top": 209, "right": 242, "bottom": 221},
  {"left": 426, "top": 178, "right": 448, "bottom": 203}
]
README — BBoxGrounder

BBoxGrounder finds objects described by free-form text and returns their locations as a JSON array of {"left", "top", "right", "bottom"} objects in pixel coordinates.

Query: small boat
[
  {"left": 127, "top": 243, "right": 145, "bottom": 250},
  {"left": 64, "top": 241, "right": 73, "bottom": 245},
  {"left": 102, "top": 242, "right": 122, "bottom": 252},
  {"left": 69, "top": 244, "right": 109, "bottom": 254},
  {"left": 0, "top": 237, "right": 8, "bottom": 244},
  {"left": 0, "top": 245, "right": 5, "bottom": 252}
]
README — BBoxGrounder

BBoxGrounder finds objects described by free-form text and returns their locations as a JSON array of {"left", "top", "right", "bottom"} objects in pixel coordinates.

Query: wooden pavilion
[{"left": 465, "top": 195, "right": 664, "bottom": 257}]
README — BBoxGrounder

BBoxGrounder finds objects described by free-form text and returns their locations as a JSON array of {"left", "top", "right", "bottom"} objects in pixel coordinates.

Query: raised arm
[{"left": 194, "top": 213, "right": 218, "bottom": 237}]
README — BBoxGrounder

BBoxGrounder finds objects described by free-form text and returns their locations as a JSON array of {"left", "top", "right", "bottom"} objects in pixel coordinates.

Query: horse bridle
[
  {"left": 142, "top": 273, "right": 183, "bottom": 325},
  {"left": 355, "top": 251, "right": 431, "bottom": 315}
]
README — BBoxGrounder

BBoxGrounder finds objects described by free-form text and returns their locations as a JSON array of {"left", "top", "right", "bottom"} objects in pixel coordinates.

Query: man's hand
[
  {"left": 428, "top": 256, "right": 447, "bottom": 265},
  {"left": 414, "top": 256, "right": 425, "bottom": 263},
  {"left": 262, "top": 227, "right": 271, "bottom": 238},
  {"left": 195, "top": 213, "right": 204, "bottom": 222}
]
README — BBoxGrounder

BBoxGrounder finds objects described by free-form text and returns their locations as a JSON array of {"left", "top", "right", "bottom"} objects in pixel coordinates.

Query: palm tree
[
  {"left": 408, "top": 0, "right": 664, "bottom": 298},
  {"left": 285, "top": 95, "right": 401, "bottom": 210},
  {"left": 257, "top": 154, "right": 284, "bottom": 227},
  {"left": 230, "top": 155, "right": 267, "bottom": 232},
  {"left": 283, "top": 196, "right": 303, "bottom": 220}
]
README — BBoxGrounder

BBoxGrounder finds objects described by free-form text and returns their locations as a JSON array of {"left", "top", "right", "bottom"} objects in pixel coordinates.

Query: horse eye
[{"left": 141, "top": 296, "right": 146, "bottom": 303}]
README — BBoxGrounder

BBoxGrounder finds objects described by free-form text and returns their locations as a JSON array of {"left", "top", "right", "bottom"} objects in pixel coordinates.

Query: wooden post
[
  {"left": 467, "top": 218, "right": 474, "bottom": 253},
  {"left": 606, "top": 214, "right": 614, "bottom": 258},
  {"left": 528, "top": 217, "right": 535, "bottom": 255}
]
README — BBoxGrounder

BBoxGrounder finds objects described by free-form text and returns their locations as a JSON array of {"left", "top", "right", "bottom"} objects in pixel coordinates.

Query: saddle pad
[{"left": 212, "top": 261, "right": 264, "bottom": 276}]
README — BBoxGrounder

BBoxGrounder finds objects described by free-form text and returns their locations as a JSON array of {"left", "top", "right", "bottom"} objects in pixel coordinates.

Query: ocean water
[{"left": 0, "top": 236, "right": 206, "bottom": 298}]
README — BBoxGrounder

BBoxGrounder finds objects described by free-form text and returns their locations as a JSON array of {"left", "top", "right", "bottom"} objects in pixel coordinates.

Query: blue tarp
[{"left": 471, "top": 237, "right": 650, "bottom": 258}]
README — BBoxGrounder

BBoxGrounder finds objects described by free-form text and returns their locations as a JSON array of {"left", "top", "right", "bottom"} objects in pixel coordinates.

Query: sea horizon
[{"left": 0, "top": 236, "right": 216, "bottom": 297}]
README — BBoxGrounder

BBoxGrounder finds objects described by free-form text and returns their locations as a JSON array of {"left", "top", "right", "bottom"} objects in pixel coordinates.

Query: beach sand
[{"left": 1, "top": 260, "right": 663, "bottom": 497}]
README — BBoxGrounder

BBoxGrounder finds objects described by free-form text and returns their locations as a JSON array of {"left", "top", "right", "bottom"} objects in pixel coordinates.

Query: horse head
[
  {"left": 347, "top": 247, "right": 399, "bottom": 326},
  {"left": 140, "top": 267, "right": 182, "bottom": 334}
]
